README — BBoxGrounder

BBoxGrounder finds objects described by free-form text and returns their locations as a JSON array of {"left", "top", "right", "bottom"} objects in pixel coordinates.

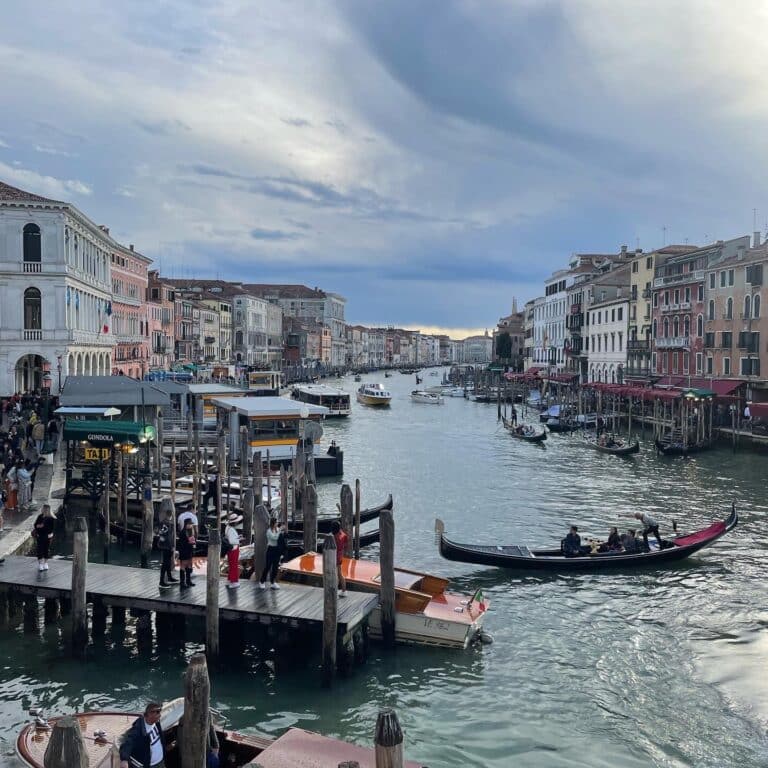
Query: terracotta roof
[{"left": 0, "top": 180, "right": 63, "bottom": 204}]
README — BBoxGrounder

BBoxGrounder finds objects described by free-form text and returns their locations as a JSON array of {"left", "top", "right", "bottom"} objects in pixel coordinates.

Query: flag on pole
[{"left": 472, "top": 589, "right": 487, "bottom": 612}]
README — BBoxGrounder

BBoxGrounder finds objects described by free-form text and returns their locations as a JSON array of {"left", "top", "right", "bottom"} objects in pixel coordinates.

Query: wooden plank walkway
[{"left": 0, "top": 556, "right": 376, "bottom": 634}]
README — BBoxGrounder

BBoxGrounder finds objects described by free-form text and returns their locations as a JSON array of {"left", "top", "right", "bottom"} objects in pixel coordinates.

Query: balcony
[
  {"left": 653, "top": 270, "right": 704, "bottom": 288},
  {"left": 679, "top": 301, "right": 691, "bottom": 310},
  {"left": 204, "top": 335, "right": 216, "bottom": 344},
  {"left": 23, "top": 261, "right": 42, "bottom": 274},
  {"left": 641, "top": 288, "right": 652, "bottom": 299},
  {"left": 625, "top": 366, "right": 652, "bottom": 378},
  {"left": 660, "top": 303, "right": 680, "bottom": 313},
  {"left": 23, "top": 329, "right": 43, "bottom": 341},
  {"left": 627, "top": 340, "right": 649, "bottom": 352},
  {"left": 655, "top": 336, "right": 690, "bottom": 349}
]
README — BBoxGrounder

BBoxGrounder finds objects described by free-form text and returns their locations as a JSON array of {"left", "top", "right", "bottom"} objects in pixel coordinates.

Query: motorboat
[
  {"left": 356, "top": 382, "right": 392, "bottom": 406},
  {"left": 441, "top": 386, "right": 466, "bottom": 397},
  {"left": 411, "top": 390, "right": 443, "bottom": 404},
  {"left": 291, "top": 383, "right": 351, "bottom": 417},
  {"left": 279, "top": 554, "right": 488, "bottom": 648}
]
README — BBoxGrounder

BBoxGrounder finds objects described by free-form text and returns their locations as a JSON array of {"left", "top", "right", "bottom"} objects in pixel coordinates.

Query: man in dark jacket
[{"left": 120, "top": 702, "right": 166, "bottom": 768}]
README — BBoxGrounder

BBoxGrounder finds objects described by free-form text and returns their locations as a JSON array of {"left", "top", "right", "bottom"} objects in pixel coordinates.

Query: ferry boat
[
  {"left": 279, "top": 554, "right": 488, "bottom": 648},
  {"left": 356, "top": 382, "right": 392, "bottom": 406},
  {"left": 291, "top": 383, "right": 351, "bottom": 417},
  {"left": 411, "top": 390, "right": 443, "bottom": 404}
]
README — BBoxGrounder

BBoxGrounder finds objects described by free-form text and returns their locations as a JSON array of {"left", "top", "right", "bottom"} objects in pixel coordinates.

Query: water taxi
[
  {"left": 411, "top": 390, "right": 443, "bottom": 404},
  {"left": 279, "top": 554, "right": 488, "bottom": 648},
  {"left": 291, "top": 383, "right": 351, "bottom": 417},
  {"left": 356, "top": 382, "right": 392, "bottom": 406}
]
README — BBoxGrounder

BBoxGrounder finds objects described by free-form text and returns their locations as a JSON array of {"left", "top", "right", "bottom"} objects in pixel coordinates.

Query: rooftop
[
  {"left": 60, "top": 376, "right": 170, "bottom": 407},
  {"left": 0, "top": 180, "right": 63, "bottom": 204}
]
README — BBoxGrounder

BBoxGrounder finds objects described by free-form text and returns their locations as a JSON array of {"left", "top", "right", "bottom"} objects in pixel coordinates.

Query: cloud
[
  {"left": 0, "top": 161, "right": 92, "bottom": 198},
  {"left": 134, "top": 119, "right": 191, "bottom": 136},
  {"left": 250, "top": 227, "right": 301, "bottom": 241},
  {"left": 0, "top": 138, "right": 9, "bottom": 148},
  {"left": 34, "top": 144, "right": 74, "bottom": 157},
  {"left": 281, "top": 117, "right": 312, "bottom": 128}
]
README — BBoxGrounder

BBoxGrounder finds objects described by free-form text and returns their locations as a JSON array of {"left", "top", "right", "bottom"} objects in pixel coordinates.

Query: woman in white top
[{"left": 224, "top": 513, "right": 241, "bottom": 589}]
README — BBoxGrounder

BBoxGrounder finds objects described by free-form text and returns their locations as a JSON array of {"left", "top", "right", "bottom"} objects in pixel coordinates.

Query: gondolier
[
  {"left": 634, "top": 511, "right": 662, "bottom": 549},
  {"left": 119, "top": 702, "right": 166, "bottom": 768}
]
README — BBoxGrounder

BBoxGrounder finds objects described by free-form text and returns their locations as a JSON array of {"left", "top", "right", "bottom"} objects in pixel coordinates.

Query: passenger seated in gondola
[
  {"left": 598, "top": 434, "right": 607, "bottom": 447},
  {"left": 562, "top": 525, "right": 582, "bottom": 557},
  {"left": 598, "top": 527, "right": 623, "bottom": 553},
  {"left": 621, "top": 529, "right": 639, "bottom": 553}
]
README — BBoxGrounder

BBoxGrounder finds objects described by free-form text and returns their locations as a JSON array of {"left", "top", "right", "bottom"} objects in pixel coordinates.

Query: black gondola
[
  {"left": 502, "top": 416, "right": 547, "bottom": 442},
  {"left": 585, "top": 437, "right": 640, "bottom": 455},
  {"left": 434, "top": 506, "right": 737, "bottom": 571},
  {"left": 655, "top": 439, "right": 710, "bottom": 456}
]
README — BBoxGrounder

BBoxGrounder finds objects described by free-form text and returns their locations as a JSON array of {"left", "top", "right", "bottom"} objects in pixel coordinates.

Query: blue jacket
[{"left": 119, "top": 716, "right": 165, "bottom": 768}]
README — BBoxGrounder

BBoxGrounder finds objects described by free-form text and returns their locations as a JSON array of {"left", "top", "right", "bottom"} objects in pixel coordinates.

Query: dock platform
[{"left": 0, "top": 556, "right": 376, "bottom": 635}]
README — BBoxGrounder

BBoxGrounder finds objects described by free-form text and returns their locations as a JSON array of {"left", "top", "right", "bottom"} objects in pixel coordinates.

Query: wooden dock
[{"left": 0, "top": 556, "right": 376, "bottom": 634}]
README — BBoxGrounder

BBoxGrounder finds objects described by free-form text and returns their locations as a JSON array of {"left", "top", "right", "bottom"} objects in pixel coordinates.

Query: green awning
[
  {"left": 63, "top": 420, "right": 156, "bottom": 446},
  {"left": 681, "top": 387, "right": 716, "bottom": 399}
]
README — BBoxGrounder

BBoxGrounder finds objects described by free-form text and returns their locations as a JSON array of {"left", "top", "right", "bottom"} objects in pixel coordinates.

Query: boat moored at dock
[{"left": 411, "top": 390, "right": 443, "bottom": 404}]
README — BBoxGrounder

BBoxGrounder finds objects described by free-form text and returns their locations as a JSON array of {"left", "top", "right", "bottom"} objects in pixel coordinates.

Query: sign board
[{"left": 84, "top": 447, "right": 111, "bottom": 461}]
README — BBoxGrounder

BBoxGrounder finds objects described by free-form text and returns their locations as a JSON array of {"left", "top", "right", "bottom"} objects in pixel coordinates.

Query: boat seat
[{"left": 495, "top": 545, "right": 534, "bottom": 557}]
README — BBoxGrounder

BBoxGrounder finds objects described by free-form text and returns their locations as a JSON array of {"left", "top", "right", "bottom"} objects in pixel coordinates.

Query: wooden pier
[{"left": 0, "top": 555, "right": 376, "bottom": 643}]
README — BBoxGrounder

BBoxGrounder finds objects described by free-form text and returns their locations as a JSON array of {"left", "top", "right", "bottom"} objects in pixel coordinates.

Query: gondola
[
  {"left": 501, "top": 416, "right": 547, "bottom": 442},
  {"left": 585, "top": 437, "right": 640, "bottom": 455},
  {"left": 434, "top": 505, "right": 737, "bottom": 571},
  {"left": 655, "top": 439, "right": 711, "bottom": 456}
]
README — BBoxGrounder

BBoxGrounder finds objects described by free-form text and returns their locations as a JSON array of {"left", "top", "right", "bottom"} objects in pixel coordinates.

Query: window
[
  {"left": 723, "top": 357, "right": 731, "bottom": 375},
  {"left": 704, "top": 332, "right": 715, "bottom": 347},
  {"left": 653, "top": 293, "right": 658, "bottom": 308},
  {"left": 746, "top": 264, "right": 763, "bottom": 286},
  {"left": 755, "top": 295, "right": 761, "bottom": 319},
  {"left": 663, "top": 318, "right": 669, "bottom": 337},
  {"left": 684, "top": 317, "right": 690, "bottom": 337},
  {"left": 646, "top": 257, "right": 652, "bottom": 270},
  {"left": 632, "top": 261, "right": 638, "bottom": 273},
  {"left": 720, "top": 271, "right": 726, "bottom": 287},
  {"left": 697, "top": 314, "right": 703, "bottom": 337},
  {"left": 729, "top": 269, "right": 734, "bottom": 286},
  {"left": 709, "top": 272, "right": 715, "bottom": 289},
  {"left": 722, "top": 331, "right": 732, "bottom": 347},
  {"left": 683, "top": 352, "right": 689, "bottom": 375},
  {"left": 706, "top": 356, "right": 713, "bottom": 374},
  {"left": 611, "top": 309, "right": 615, "bottom": 322},
  {"left": 726, "top": 297, "right": 733, "bottom": 320},
  {"left": 741, "top": 358, "right": 761, "bottom": 376},
  {"left": 744, "top": 295, "right": 751, "bottom": 319},
  {"left": 674, "top": 289, "right": 680, "bottom": 303},
  {"left": 708, "top": 300, "right": 715, "bottom": 321},
  {"left": 618, "top": 307, "right": 623, "bottom": 321},
  {"left": 652, "top": 320, "right": 657, "bottom": 338},
  {"left": 698, "top": 285, "right": 703, "bottom": 301},
  {"left": 664, "top": 291, "right": 670, "bottom": 305},
  {"left": 672, "top": 352, "right": 679, "bottom": 374},
  {"left": 696, "top": 352, "right": 703, "bottom": 374},
  {"left": 23, "top": 287, "right": 42, "bottom": 329},
  {"left": 23, "top": 224, "right": 41, "bottom": 262},
  {"left": 673, "top": 318, "right": 679, "bottom": 337}
]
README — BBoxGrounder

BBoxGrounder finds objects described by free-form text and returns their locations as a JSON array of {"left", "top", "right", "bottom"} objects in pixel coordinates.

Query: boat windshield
[{"left": 372, "top": 571, "right": 423, "bottom": 590}]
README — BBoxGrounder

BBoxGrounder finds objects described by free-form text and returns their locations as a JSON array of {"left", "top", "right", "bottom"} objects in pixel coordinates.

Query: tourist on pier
[
  {"left": 202, "top": 467, "right": 219, "bottom": 512},
  {"left": 634, "top": 511, "right": 663, "bottom": 549},
  {"left": 4, "top": 461, "right": 17, "bottom": 513},
  {"left": 331, "top": 520, "right": 348, "bottom": 597},
  {"left": 178, "top": 518, "right": 197, "bottom": 588},
  {"left": 17, "top": 461, "right": 32, "bottom": 512},
  {"left": 223, "top": 513, "right": 241, "bottom": 589},
  {"left": 177, "top": 508, "right": 198, "bottom": 538},
  {"left": 119, "top": 701, "right": 166, "bottom": 768},
  {"left": 32, "top": 503, "right": 55, "bottom": 571},
  {"left": 259, "top": 517, "right": 282, "bottom": 589},
  {"left": 157, "top": 508, "right": 177, "bottom": 589},
  {"left": 46, "top": 417, "right": 59, "bottom": 453},
  {"left": 562, "top": 525, "right": 582, "bottom": 557}
]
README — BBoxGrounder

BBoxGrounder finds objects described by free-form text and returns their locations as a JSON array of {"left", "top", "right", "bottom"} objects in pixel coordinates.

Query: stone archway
[{"left": 15, "top": 353, "right": 46, "bottom": 393}]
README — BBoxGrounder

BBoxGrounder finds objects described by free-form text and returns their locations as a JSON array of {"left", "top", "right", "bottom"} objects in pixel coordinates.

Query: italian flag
[{"left": 472, "top": 589, "right": 487, "bottom": 612}]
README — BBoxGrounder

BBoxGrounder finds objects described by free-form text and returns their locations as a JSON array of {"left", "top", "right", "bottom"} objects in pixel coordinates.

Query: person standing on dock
[
  {"left": 157, "top": 508, "right": 177, "bottom": 589},
  {"left": 331, "top": 520, "right": 348, "bottom": 597},
  {"left": 32, "top": 503, "right": 55, "bottom": 571},
  {"left": 259, "top": 517, "right": 282, "bottom": 589},
  {"left": 119, "top": 701, "right": 166, "bottom": 768},
  {"left": 178, "top": 518, "right": 196, "bottom": 588},
  {"left": 202, "top": 467, "right": 218, "bottom": 513},
  {"left": 224, "top": 513, "right": 241, "bottom": 588}
]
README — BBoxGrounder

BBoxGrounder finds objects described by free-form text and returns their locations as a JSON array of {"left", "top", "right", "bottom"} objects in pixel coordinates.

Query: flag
[{"left": 472, "top": 589, "right": 487, "bottom": 612}]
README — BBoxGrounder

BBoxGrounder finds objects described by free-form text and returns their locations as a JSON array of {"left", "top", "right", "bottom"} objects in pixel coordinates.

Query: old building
[
  {"left": 494, "top": 299, "right": 525, "bottom": 371},
  {"left": 586, "top": 264, "right": 631, "bottom": 383},
  {"left": 147, "top": 270, "right": 175, "bottom": 371}
]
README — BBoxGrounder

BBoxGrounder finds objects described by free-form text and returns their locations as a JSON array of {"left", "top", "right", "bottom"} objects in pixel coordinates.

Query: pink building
[
  {"left": 148, "top": 270, "right": 176, "bottom": 371},
  {"left": 111, "top": 242, "right": 151, "bottom": 378}
]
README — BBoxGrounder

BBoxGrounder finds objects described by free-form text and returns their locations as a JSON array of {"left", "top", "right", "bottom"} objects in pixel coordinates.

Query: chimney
[
  {"left": 129, "top": 243, "right": 134, "bottom": 251},
  {"left": 753, "top": 231, "right": 761, "bottom": 248}
]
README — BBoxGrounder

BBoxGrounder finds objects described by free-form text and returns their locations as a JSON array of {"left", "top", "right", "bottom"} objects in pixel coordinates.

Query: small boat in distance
[
  {"left": 411, "top": 390, "right": 443, "bottom": 404},
  {"left": 356, "top": 382, "right": 392, "bottom": 406},
  {"left": 279, "top": 554, "right": 488, "bottom": 648},
  {"left": 435, "top": 505, "right": 737, "bottom": 571},
  {"left": 502, "top": 416, "right": 547, "bottom": 442},
  {"left": 585, "top": 435, "right": 640, "bottom": 455}
]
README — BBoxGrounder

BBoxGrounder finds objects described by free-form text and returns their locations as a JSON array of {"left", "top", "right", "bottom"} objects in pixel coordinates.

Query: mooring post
[
  {"left": 187, "top": 405, "right": 194, "bottom": 452},
  {"left": 339, "top": 484, "right": 354, "bottom": 557},
  {"left": 379, "top": 508, "right": 396, "bottom": 648},
  {"left": 121, "top": 453, "right": 129, "bottom": 544},
  {"left": 322, "top": 533, "right": 338, "bottom": 687},
  {"left": 71, "top": 517, "right": 88, "bottom": 655},
  {"left": 354, "top": 479, "right": 361, "bottom": 559},
  {"left": 239, "top": 423, "right": 249, "bottom": 494},
  {"left": 303, "top": 483, "right": 318, "bottom": 554},
  {"left": 140, "top": 476, "right": 154, "bottom": 569},
  {"left": 253, "top": 450, "right": 263, "bottom": 507},
  {"left": 253, "top": 504, "right": 270, "bottom": 579},
  {"left": 374, "top": 708, "right": 404, "bottom": 768},
  {"left": 115, "top": 450, "right": 124, "bottom": 547},
  {"left": 193, "top": 423, "right": 201, "bottom": 514},
  {"left": 206, "top": 526, "right": 220, "bottom": 659},
  {"left": 101, "top": 460, "right": 111, "bottom": 563},
  {"left": 180, "top": 653, "right": 210, "bottom": 768},
  {"left": 279, "top": 465, "right": 289, "bottom": 527},
  {"left": 266, "top": 450, "right": 272, "bottom": 509},
  {"left": 43, "top": 715, "right": 88, "bottom": 768},
  {"left": 170, "top": 440, "right": 177, "bottom": 504},
  {"left": 217, "top": 426, "right": 226, "bottom": 521},
  {"left": 156, "top": 413, "right": 164, "bottom": 497},
  {"left": 242, "top": 487, "right": 254, "bottom": 545}
]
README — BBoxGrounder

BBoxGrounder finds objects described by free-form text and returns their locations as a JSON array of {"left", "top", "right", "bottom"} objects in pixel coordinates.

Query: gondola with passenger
[
  {"left": 502, "top": 416, "right": 547, "bottom": 442},
  {"left": 434, "top": 505, "right": 737, "bottom": 571},
  {"left": 584, "top": 434, "right": 640, "bottom": 455}
]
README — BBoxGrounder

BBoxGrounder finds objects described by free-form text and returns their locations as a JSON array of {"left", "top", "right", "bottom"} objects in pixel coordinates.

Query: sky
[{"left": 2, "top": 1, "right": 768, "bottom": 338}]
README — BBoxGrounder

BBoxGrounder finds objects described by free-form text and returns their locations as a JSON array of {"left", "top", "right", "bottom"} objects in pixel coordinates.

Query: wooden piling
[
  {"left": 141, "top": 476, "right": 153, "bottom": 569},
  {"left": 71, "top": 517, "right": 88, "bottom": 655},
  {"left": 23, "top": 595, "right": 39, "bottom": 632},
  {"left": 379, "top": 508, "right": 396, "bottom": 648},
  {"left": 217, "top": 427, "right": 226, "bottom": 522},
  {"left": 242, "top": 487, "right": 254, "bottom": 544},
  {"left": 170, "top": 440, "right": 177, "bottom": 504},
  {"left": 354, "top": 479, "right": 362, "bottom": 559},
  {"left": 253, "top": 504, "right": 270, "bottom": 581},
  {"left": 187, "top": 406, "right": 194, "bottom": 452},
  {"left": 43, "top": 715, "right": 88, "bottom": 768},
  {"left": 101, "top": 461, "right": 111, "bottom": 563},
  {"left": 206, "top": 526, "right": 220, "bottom": 659},
  {"left": 254, "top": 450, "right": 263, "bottom": 507},
  {"left": 156, "top": 414, "right": 164, "bottom": 497},
  {"left": 120, "top": 452, "right": 128, "bottom": 544},
  {"left": 322, "top": 533, "right": 338, "bottom": 687},
  {"left": 266, "top": 450, "right": 272, "bottom": 509},
  {"left": 279, "top": 465, "right": 289, "bottom": 527},
  {"left": 180, "top": 653, "right": 211, "bottom": 768},
  {"left": 339, "top": 484, "right": 354, "bottom": 557},
  {"left": 92, "top": 597, "right": 108, "bottom": 637},
  {"left": 303, "top": 483, "right": 318, "bottom": 554},
  {"left": 374, "top": 708, "right": 404, "bottom": 768}
]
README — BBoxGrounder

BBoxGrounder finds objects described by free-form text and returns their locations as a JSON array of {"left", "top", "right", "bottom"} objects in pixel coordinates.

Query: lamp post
[{"left": 56, "top": 355, "right": 63, "bottom": 393}]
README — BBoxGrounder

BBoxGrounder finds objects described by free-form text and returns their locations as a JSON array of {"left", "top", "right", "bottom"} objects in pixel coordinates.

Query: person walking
[
  {"left": 223, "top": 513, "right": 241, "bottom": 589},
  {"left": 634, "top": 511, "right": 663, "bottom": 549},
  {"left": 156, "top": 508, "right": 177, "bottom": 589},
  {"left": 331, "top": 520, "right": 348, "bottom": 597},
  {"left": 259, "top": 517, "right": 282, "bottom": 589},
  {"left": 17, "top": 461, "right": 32, "bottom": 512},
  {"left": 177, "top": 517, "right": 197, "bottom": 588},
  {"left": 119, "top": 701, "right": 166, "bottom": 768},
  {"left": 4, "top": 461, "right": 18, "bottom": 514},
  {"left": 33, "top": 503, "right": 55, "bottom": 571},
  {"left": 31, "top": 419, "right": 45, "bottom": 456},
  {"left": 46, "top": 417, "right": 59, "bottom": 454}
]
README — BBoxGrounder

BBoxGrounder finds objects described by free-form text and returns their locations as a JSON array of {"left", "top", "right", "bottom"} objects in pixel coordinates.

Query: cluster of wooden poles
[{"left": 38, "top": 654, "right": 410, "bottom": 768}]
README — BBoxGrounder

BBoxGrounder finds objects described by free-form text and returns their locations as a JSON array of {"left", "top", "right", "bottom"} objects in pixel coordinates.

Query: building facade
[
  {"left": 147, "top": 270, "right": 175, "bottom": 371},
  {"left": 111, "top": 243, "right": 151, "bottom": 378}
]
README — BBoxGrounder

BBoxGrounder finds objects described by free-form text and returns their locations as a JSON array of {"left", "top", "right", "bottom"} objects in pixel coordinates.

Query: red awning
[{"left": 750, "top": 402, "right": 768, "bottom": 420}]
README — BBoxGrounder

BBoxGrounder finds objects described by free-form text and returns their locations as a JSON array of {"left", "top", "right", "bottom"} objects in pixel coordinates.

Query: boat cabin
[
  {"left": 292, "top": 383, "right": 351, "bottom": 416},
  {"left": 247, "top": 370, "right": 283, "bottom": 396},
  {"left": 212, "top": 395, "right": 328, "bottom": 461}
]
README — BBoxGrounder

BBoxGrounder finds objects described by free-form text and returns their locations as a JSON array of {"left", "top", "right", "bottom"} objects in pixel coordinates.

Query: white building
[
  {"left": 0, "top": 181, "right": 115, "bottom": 395},
  {"left": 458, "top": 331, "right": 493, "bottom": 363},
  {"left": 232, "top": 293, "right": 270, "bottom": 365},
  {"left": 588, "top": 296, "right": 629, "bottom": 383}
]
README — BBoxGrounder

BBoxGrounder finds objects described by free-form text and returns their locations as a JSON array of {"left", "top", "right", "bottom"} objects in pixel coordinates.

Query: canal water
[{"left": 2, "top": 370, "right": 768, "bottom": 767}]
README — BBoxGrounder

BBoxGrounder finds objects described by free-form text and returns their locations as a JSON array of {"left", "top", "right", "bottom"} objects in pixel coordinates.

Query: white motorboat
[
  {"left": 441, "top": 386, "right": 466, "bottom": 397},
  {"left": 411, "top": 390, "right": 443, "bottom": 404},
  {"left": 291, "top": 383, "right": 351, "bottom": 417},
  {"left": 356, "top": 382, "right": 392, "bottom": 406}
]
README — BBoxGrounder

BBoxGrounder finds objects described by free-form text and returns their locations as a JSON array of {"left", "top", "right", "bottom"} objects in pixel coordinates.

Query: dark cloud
[{"left": 250, "top": 227, "right": 301, "bottom": 241}]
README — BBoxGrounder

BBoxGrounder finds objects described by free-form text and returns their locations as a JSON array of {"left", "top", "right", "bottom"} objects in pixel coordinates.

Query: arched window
[
  {"left": 684, "top": 316, "right": 690, "bottom": 337},
  {"left": 697, "top": 314, "right": 703, "bottom": 337},
  {"left": 744, "top": 295, "right": 752, "bottom": 319},
  {"left": 24, "top": 287, "right": 42, "bottom": 329},
  {"left": 23, "top": 224, "right": 41, "bottom": 262},
  {"left": 726, "top": 297, "right": 733, "bottom": 320},
  {"left": 663, "top": 318, "right": 669, "bottom": 337},
  {"left": 235, "top": 330, "right": 243, "bottom": 347},
  {"left": 754, "top": 294, "right": 761, "bottom": 319},
  {"left": 673, "top": 317, "right": 680, "bottom": 337},
  {"left": 708, "top": 300, "right": 715, "bottom": 321}
]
